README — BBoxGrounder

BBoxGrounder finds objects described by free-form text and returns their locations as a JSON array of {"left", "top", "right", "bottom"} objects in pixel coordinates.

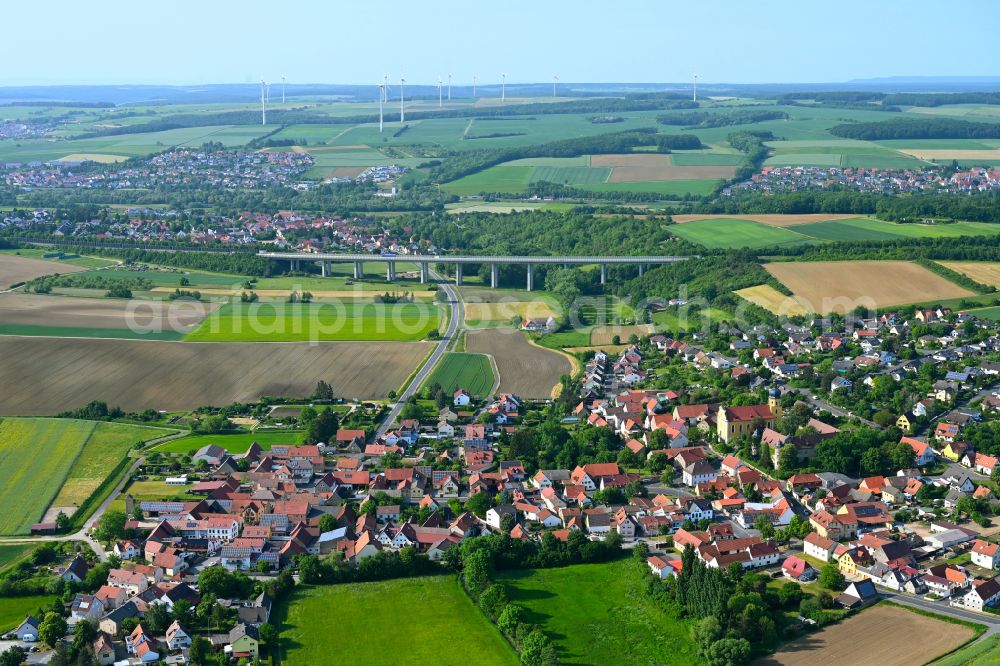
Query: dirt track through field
[
  {"left": 755, "top": 604, "right": 973, "bottom": 666},
  {"left": 466, "top": 329, "right": 573, "bottom": 399},
  {"left": 0, "top": 293, "right": 216, "bottom": 330},
  {"left": 0, "top": 337, "right": 431, "bottom": 414},
  {"left": 0, "top": 255, "right": 85, "bottom": 288}
]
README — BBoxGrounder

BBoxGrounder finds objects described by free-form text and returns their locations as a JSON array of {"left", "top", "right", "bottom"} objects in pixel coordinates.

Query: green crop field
[
  {"left": 529, "top": 165, "right": 611, "bottom": 184},
  {"left": 441, "top": 166, "right": 532, "bottom": 195},
  {"left": 423, "top": 352, "right": 495, "bottom": 397},
  {"left": 498, "top": 559, "right": 700, "bottom": 666},
  {"left": 0, "top": 545, "right": 33, "bottom": 573},
  {"left": 184, "top": 301, "right": 440, "bottom": 342},
  {"left": 275, "top": 576, "right": 517, "bottom": 666},
  {"left": 582, "top": 179, "right": 721, "bottom": 196},
  {"left": 965, "top": 306, "right": 1000, "bottom": 321},
  {"left": 154, "top": 430, "right": 306, "bottom": 454},
  {"left": 0, "top": 418, "right": 97, "bottom": 534},
  {"left": 794, "top": 217, "right": 1000, "bottom": 242},
  {"left": 930, "top": 634, "right": 1000, "bottom": 665},
  {"left": 53, "top": 422, "right": 175, "bottom": 507},
  {"left": 0, "top": 323, "right": 184, "bottom": 341},
  {"left": 668, "top": 218, "right": 812, "bottom": 249},
  {"left": 0, "top": 596, "right": 55, "bottom": 634},
  {"left": 0, "top": 418, "right": 168, "bottom": 534},
  {"left": 652, "top": 307, "right": 730, "bottom": 332}
]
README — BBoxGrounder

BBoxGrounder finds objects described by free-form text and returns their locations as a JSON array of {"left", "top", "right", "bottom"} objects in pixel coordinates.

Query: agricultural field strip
[{"left": 0, "top": 337, "right": 433, "bottom": 413}]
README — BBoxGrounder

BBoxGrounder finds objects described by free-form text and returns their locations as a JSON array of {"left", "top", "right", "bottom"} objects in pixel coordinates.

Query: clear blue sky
[{"left": 4, "top": 0, "right": 997, "bottom": 86}]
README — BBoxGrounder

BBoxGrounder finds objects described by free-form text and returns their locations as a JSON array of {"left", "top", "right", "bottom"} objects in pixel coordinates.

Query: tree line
[
  {"left": 656, "top": 109, "right": 787, "bottom": 128},
  {"left": 830, "top": 117, "right": 1000, "bottom": 140}
]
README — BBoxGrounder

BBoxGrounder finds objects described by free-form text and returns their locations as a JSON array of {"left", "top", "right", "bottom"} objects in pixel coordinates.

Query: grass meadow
[
  {"left": 153, "top": 430, "right": 306, "bottom": 455},
  {"left": 275, "top": 577, "right": 517, "bottom": 665},
  {"left": 498, "top": 559, "right": 700, "bottom": 666},
  {"left": 668, "top": 218, "right": 812, "bottom": 249},
  {"left": 0, "top": 596, "right": 56, "bottom": 634}
]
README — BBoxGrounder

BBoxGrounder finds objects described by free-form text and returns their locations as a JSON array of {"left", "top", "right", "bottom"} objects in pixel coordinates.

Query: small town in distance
[{"left": 3, "top": 2, "right": 1000, "bottom": 665}]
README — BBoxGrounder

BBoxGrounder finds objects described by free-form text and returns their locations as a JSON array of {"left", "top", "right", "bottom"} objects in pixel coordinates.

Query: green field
[
  {"left": 276, "top": 577, "right": 517, "bottom": 666},
  {"left": 0, "top": 322, "right": 184, "bottom": 341},
  {"left": 423, "top": 352, "right": 495, "bottom": 397},
  {"left": 794, "top": 217, "right": 1000, "bottom": 242},
  {"left": 0, "top": 596, "right": 55, "bottom": 634},
  {"left": 498, "top": 559, "right": 700, "bottom": 666},
  {"left": 929, "top": 634, "right": 1000, "bottom": 665},
  {"left": 153, "top": 430, "right": 306, "bottom": 454},
  {"left": 529, "top": 165, "right": 611, "bottom": 184},
  {"left": 0, "top": 545, "right": 33, "bottom": 573},
  {"left": 652, "top": 307, "right": 730, "bottom": 332},
  {"left": 184, "top": 301, "right": 441, "bottom": 342},
  {"left": 441, "top": 166, "right": 533, "bottom": 195},
  {"left": 0, "top": 418, "right": 168, "bottom": 534},
  {"left": 53, "top": 422, "right": 176, "bottom": 507},
  {"left": 669, "top": 218, "right": 812, "bottom": 249}
]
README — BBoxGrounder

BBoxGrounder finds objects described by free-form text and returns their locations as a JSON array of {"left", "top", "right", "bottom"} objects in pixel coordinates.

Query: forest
[{"left": 829, "top": 117, "right": 1000, "bottom": 140}]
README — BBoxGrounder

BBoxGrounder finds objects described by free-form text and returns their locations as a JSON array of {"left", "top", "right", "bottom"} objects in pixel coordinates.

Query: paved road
[
  {"left": 376, "top": 270, "right": 461, "bottom": 438},
  {"left": 881, "top": 590, "right": 1000, "bottom": 632}
]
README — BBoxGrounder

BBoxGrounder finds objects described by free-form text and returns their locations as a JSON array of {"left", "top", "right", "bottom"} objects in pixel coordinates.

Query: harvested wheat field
[
  {"left": 937, "top": 261, "right": 1000, "bottom": 288},
  {"left": 590, "top": 324, "right": 653, "bottom": 345},
  {"left": 464, "top": 301, "right": 559, "bottom": 325},
  {"left": 672, "top": 214, "right": 861, "bottom": 227},
  {"left": 765, "top": 261, "right": 973, "bottom": 314},
  {"left": 0, "top": 293, "right": 216, "bottom": 331},
  {"left": 590, "top": 154, "right": 736, "bottom": 182},
  {"left": 329, "top": 166, "right": 367, "bottom": 179},
  {"left": 0, "top": 254, "right": 85, "bottom": 288},
  {"left": 466, "top": 329, "right": 574, "bottom": 398},
  {"left": 735, "top": 285, "right": 809, "bottom": 316},
  {"left": 756, "top": 604, "right": 975, "bottom": 666},
  {"left": 0, "top": 337, "right": 431, "bottom": 414}
]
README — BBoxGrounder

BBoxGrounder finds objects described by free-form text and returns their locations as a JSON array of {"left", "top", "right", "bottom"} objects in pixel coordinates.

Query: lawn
[
  {"left": 53, "top": 422, "right": 176, "bottom": 507},
  {"left": 184, "top": 301, "right": 441, "bottom": 342},
  {"left": 668, "top": 218, "right": 812, "bottom": 249},
  {"left": 0, "top": 596, "right": 55, "bottom": 634},
  {"left": 652, "top": 307, "right": 730, "bottom": 332},
  {"left": 154, "top": 430, "right": 306, "bottom": 455},
  {"left": 498, "top": 559, "right": 700, "bottom": 666},
  {"left": 422, "top": 352, "right": 495, "bottom": 397},
  {"left": 275, "top": 577, "right": 517, "bottom": 665}
]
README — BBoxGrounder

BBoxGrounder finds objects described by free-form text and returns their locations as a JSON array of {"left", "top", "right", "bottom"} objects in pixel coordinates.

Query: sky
[{"left": 3, "top": 0, "right": 998, "bottom": 86}]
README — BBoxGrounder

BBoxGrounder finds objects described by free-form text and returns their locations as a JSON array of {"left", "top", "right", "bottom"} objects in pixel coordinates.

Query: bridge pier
[
  {"left": 387, "top": 261, "right": 397, "bottom": 282},
  {"left": 354, "top": 261, "right": 363, "bottom": 280},
  {"left": 638, "top": 264, "right": 644, "bottom": 277},
  {"left": 600, "top": 264, "right": 607, "bottom": 285},
  {"left": 291, "top": 259, "right": 300, "bottom": 272},
  {"left": 455, "top": 263, "right": 463, "bottom": 286},
  {"left": 420, "top": 262, "right": 429, "bottom": 284},
  {"left": 490, "top": 263, "right": 498, "bottom": 289},
  {"left": 526, "top": 263, "right": 534, "bottom": 292},
  {"left": 320, "top": 261, "right": 330, "bottom": 278}
]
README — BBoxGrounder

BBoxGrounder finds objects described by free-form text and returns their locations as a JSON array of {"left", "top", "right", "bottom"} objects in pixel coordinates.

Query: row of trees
[
  {"left": 830, "top": 117, "right": 1000, "bottom": 140},
  {"left": 656, "top": 109, "right": 787, "bottom": 128}
]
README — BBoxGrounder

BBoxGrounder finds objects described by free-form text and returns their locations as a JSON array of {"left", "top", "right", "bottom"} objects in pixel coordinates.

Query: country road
[{"left": 376, "top": 269, "right": 463, "bottom": 438}]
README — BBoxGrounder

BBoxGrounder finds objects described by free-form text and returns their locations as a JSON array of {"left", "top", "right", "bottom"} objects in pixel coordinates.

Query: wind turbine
[
  {"left": 448, "top": 73, "right": 452, "bottom": 100},
  {"left": 472, "top": 74, "right": 477, "bottom": 98},
  {"left": 693, "top": 74, "right": 698, "bottom": 102},
  {"left": 438, "top": 78, "right": 443, "bottom": 108},
  {"left": 383, "top": 74, "right": 389, "bottom": 101},
  {"left": 281, "top": 76, "right": 286, "bottom": 104},
  {"left": 501, "top": 73, "right": 506, "bottom": 103},
  {"left": 377, "top": 83, "right": 384, "bottom": 133},
  {"left": 260, "top": 80, "right": 267, "bottom": 125},
  {"left": 552, "top": 75, "right": 558, "bottom": 97},
  {"left": 399, "top": 77, "right": 405, "bottom": 123}
]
